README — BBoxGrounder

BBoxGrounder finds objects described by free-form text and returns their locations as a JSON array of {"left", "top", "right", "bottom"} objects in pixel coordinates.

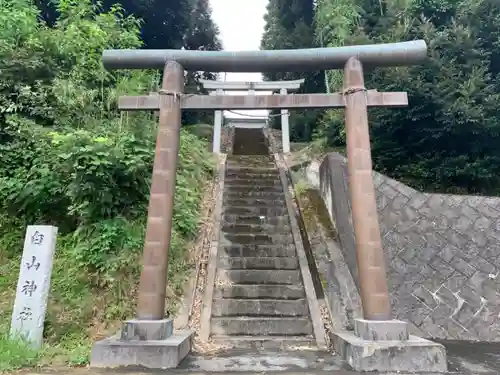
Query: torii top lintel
[
  {"left": 102, "top": 40, "right": 427, "bottom": 72},
  {"left": 200, "top": 79, "right": 304, "bottom": 91}
]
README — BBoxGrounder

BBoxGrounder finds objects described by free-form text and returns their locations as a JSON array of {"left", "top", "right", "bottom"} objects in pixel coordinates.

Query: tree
[
  {"left": 182, "top": 0, "right": 222, "bottom": 125},
  {"left": 34, "top": 0, "right": 192, "bottom": 50},
  {"left": 315, "top": 0, "right": 500, "bottom": 194},
  {"left": 32, "top": 0, "right": 221, "bottom": 126},
  {"left": 261, "top": 0, "right": 324, "bottom": 142}
]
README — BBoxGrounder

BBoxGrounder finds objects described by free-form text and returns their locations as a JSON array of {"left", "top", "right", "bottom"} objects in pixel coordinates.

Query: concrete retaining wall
[{"left": 313, "top": 152, "right": 500, "bottom": 342}]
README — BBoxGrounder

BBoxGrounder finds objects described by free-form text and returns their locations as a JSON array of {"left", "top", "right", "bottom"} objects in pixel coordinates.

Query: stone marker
[{"left": 10, "top": 225, "right": 58, "bottom": 348}]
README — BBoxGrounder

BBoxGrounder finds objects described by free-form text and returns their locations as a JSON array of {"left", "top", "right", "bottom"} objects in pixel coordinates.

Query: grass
[
  {"left": 0, "top": 128, "right": 215, "bottom": 372},
  {"left": 0, "top": 334, "right": 40, "bottom": 372},
  {"left": 0, "top": 218, "right": 143, "bottom": 369}
]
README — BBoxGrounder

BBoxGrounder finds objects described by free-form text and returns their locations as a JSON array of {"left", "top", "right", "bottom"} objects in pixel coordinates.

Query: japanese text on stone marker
[
  {"left": 21, "top": 280, "right": 37, "bottom": 297},
  {"left": 26, "top": 256, "right": 40, "bottom": 271},
  {"left": 31, "top": 231, "right": 44, "bottom": 245},
  {"left": 17, "top": 307, "right": 33, "bottom": 321}
]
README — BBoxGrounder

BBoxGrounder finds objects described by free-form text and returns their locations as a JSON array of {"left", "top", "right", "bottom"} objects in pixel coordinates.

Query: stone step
[
  {"left": 209, "top": 335, "right": 316, "bottom": 350},
  {"left": 225, "top": 167, "right": 277, "bottom": 174},
  {"left": 216, "top": 269, "right": 301, "bottom": 285},
  {"left": 221, "top": 223, "right": 291, "bottom": 234},
  {"left": 227, "top": 155, "right": 274, "bottom": 161},
  {"left": 226, "top": 166, "right": 278, "bottom": 173},
  {"left": 220, "top": 233, "right": 294, "bottom": 246},
  {"left": 226, "top": 162, "right": 276, "bottom": 168},
  {"left": 217, "top": 257, "right": 299, "bottom": 270},
  {"left": 227, "top": 153, "right": 272, "bottom": 159},
  {"left": 224, "top": 178, "right": 282, "bottom": 187},
  {"left": 210, "top": 317, "right": 313, "bottom": 336},
  {"left": 223, "top": 206, "right": 288, "bottom": 217},
  {"left": 222, "top": 215, "right": 290, "bottom": 226},
  {"left": 231, "top": 145, "right": 269, "bottom": 152},
  {"left": 223, "top": 198, "right": 286, "bottom": 207},
  {"left": 219, "top": 244, "right": 296, "bottom": 257},
  {"left": 213, "top": 284, "right": 305, "bottom": 300},
  {"left": 225, "top": 177, "right": 280, "bottom": 185},
  {"left": 211, "top": 298, "right": 309, "bottom": 317},
  {"left": 225, "top": 170, "right": 279, "bottom": 179},
  {"left": 224, "top": 185, "right": 284, "bottom": 194},
  {"left": 224, "top": 191, "right": 285, "bottom": 199}
]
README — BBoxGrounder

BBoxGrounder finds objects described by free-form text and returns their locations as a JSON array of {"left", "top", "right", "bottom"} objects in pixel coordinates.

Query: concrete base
[
  {"left": 90, "top": 329, "right": 193, "bottom": 369},
  {"left": 121, "top": 318, "right": 173, "bottom": 340},
  {"left": 354, "top": 318, "right": 409, "bottom": 340},
  {"left": 333, "top": 331, "right": 447, "bottom": 373}
]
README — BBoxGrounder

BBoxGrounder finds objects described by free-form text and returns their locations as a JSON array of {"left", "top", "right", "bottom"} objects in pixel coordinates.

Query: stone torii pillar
[{"left": 200, "top": 79, "right": 305, "bottom": 153}]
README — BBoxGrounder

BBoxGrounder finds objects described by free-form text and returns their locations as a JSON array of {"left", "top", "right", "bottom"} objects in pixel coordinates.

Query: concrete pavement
[{"left": 16, "top": 341, "right": 500, "bottom": 374}]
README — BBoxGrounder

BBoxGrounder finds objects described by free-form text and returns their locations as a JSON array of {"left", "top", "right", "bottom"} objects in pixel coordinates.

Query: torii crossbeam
[
  {"left": 118, "top": 90, "right": 407, "bottom": 110},
  {"left": 119, "top": 90, "right": 407, "bottom": 153}
]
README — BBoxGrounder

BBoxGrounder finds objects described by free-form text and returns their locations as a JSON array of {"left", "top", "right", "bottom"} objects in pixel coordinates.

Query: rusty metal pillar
[
  {"left": 137, "top": 61, "right": 184, "bottom": 320},
  {"left": 343, "top": 57, "right": 391, "bottom": 320}
]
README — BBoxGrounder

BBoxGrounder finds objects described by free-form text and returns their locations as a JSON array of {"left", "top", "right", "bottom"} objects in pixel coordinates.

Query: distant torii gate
[
  {"left": 91, "top": 41, "right": 448, "bottom": 373},
  {"left": 199, "top": 79, "right": 305, "bottom": 153}
]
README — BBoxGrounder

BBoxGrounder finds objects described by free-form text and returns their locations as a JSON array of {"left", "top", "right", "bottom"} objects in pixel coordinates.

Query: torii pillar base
[
  {"left": 90, "top": 319, "right": 193, "bottom": 369},
  {"left": 332, "top": 319, "right": 447, "bottom": 373}
]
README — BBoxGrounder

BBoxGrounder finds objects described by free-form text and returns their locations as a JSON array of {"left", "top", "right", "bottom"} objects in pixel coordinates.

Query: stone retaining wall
[{"left": 316, "top": 152, "right": 500, "bottom": 341}]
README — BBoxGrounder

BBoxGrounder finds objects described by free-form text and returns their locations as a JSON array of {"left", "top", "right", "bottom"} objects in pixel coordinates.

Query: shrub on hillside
[{"left": 0, "top": 124, "right": 213, "bottom": 270}]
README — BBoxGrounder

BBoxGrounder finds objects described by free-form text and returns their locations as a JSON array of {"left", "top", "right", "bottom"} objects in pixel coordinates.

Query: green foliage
[
  {"left": 260, "top": 0, "right": 325, "bottom": 142},
  {"left": 0, "top": 0, "right": 215, "bottom": 369},
  {"left": 313, "top": 0, "right": 500, "bottom": 194},
  {"left": 0, "top": 334, "right": 40, "bottom": 372},
  {"left": 1, "top": 126, "right": 152, "bottom": 229}
]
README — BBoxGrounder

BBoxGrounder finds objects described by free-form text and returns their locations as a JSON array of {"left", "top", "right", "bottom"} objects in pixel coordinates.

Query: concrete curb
[
  {"left": 264, "top": 129, "right": 327, "bottom": 350},
  {"left": 291, "top": 176, "right": 363, "bottom": 334},
  {"left": 301, "top": 160, "right": 363, "bottom": 331},
  {"left": 199, "top": 153, "right": 227, "bottom": 341},
  {"left": 174, "top": 270, "right": 197, "bottom": 330}
]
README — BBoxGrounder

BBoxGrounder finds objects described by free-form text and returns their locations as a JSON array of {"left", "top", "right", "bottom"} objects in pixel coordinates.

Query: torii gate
[
  {"left": 91, "top": 41, "right": 447, "bottom": 374},
  {"left": 199, "top": 79, "right": 305, "bottom": 153}
]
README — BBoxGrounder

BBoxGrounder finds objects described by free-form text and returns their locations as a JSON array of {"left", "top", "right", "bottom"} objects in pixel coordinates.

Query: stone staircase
[{"left": 208, "top": 127, "right": 318, "bottom": 349}]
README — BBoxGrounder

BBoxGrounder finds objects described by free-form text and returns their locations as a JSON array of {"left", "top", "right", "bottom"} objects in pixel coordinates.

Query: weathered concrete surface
[
  {"left": 121, "top": 319, "right": 173, "bottom": 341},
  {"left": 354, "top": 318, "right": 408, "bottom": 340},
  {"left": 178, "top": 350, "right": 349, "bottom": 372},
  {"left": 315, "top": 152, "right": 500, "bottom": 342},
  {"left": 444, "top": 340, "right": 500, "bottom": 374},
  {"left": 90, "top": 330, "right": 193, "bottom": 369},
  {"left": 21, "top": 341, "right": 500, "bottom": 374},
  {"left": 333, "top": 332, "right": 447, "bottom": 373},
  {"left": 289, "top": 169, "right": 363, "bottom": 335}
]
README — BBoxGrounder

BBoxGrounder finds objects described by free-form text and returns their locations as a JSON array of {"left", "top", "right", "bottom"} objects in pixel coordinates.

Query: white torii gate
[{"left": 200, "top": 79, "right": 305, "bottom": 153}]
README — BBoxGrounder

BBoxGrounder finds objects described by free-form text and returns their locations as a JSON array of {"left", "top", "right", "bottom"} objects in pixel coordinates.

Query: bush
[
  {"left": 0, "top": 0, "right": 215, "bottom": 368},
  {"left": 0, "top": 126, "right": 214, "bottom": 368},
  {"left": 0, "top": 334, "right": 39, "bottom": 372}
]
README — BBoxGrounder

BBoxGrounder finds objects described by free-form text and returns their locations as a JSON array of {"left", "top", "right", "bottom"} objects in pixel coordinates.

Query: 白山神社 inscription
[{"left": 10, "top": 225, "right": 58, "bottom": 348}]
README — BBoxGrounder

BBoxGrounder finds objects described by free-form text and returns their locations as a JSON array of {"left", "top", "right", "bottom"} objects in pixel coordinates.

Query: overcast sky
[{"left": 210, "top": 0, "right": 269, "bottom": 118}]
